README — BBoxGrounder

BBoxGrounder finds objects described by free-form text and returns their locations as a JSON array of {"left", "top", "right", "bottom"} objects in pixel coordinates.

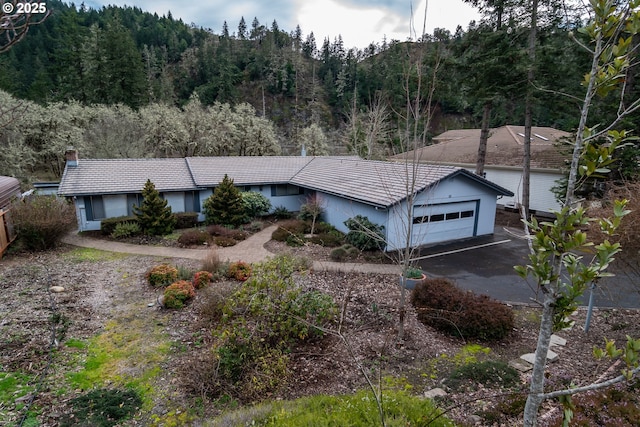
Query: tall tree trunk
[
  {"left": 522, "top": 0, "right": 538, "bottom": 219},
  {"left": 476, "top": 101, "right": 492, "bottom": 176},
  {"left": 523, "top": 292, "right": 555, "bottom": 426}
]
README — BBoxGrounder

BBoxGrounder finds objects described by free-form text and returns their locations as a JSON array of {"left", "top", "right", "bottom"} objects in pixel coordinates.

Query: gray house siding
[{"left": 319, "top": 192, "right": 387, "bottom": 235}]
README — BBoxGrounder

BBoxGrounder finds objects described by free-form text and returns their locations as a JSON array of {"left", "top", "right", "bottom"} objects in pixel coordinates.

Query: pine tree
[
  {"left": 133, "top": 179, "right": 176, "bottom": 235},
  {"left": 202, "top": 174, "right": 244, "bottom": 227}
]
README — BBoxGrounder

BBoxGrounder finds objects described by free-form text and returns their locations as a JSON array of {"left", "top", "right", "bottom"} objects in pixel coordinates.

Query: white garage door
[{"left": 411, "top": 200, "right": 478, "bottom": 245}]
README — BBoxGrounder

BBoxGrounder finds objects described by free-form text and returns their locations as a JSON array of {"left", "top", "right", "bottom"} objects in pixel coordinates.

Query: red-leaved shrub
[
  {"left": 193, "top": 271, "right": 213, "bottom": 289},
  {"left": 411, "top": 277, "right": 514, "bottom": 341},
  {"left": 163, "top": 280, "right": 196, "bottom": 309},
  {"left": 227, "top": 261, "right": 252, "bottom": 281}
]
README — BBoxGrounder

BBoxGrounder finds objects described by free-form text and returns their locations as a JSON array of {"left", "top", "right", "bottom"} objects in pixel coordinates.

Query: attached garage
[{"left": 291, "top": 158, "right": 513, "bottom": 251}]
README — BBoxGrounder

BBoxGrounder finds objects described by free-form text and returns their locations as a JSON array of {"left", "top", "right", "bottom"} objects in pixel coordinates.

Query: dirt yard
[{"left": 1, "top": 242, "right": 639, "bottom": 426}]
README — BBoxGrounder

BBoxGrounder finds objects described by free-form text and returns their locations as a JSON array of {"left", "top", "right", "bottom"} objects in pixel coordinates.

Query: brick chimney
[{"left": 65, "top": 147, "right": 78, "bottom": 167}]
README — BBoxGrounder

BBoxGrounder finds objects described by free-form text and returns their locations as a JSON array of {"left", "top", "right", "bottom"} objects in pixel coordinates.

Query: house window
[
  {"left": 446, "top": 212, "right": 460, "bottom": 220},
  {"left": 84, "top": 196, "right": 105, "bottom": 221},
  {"left": 430, "top": 214, "right": 445, "bottom": 222},
  {"left": 271, "top": 184, "right": 304, "bottom": 196},
  {"left": 127, "top": 194, "right": 142, "bottom": 216},
  {"left": 412, "top": 216, "right": 427, "bottom": 224},
  {"left": 461, "top": 210, "right": 474, "bottom": 218},
  {"left": 185, "top": 191, "right": 200, "bottom": 212}
]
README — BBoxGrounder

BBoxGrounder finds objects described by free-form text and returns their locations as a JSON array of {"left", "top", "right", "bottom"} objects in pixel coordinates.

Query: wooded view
[{"left": 2, "top": 0, "right": 638, "bottom": 186}]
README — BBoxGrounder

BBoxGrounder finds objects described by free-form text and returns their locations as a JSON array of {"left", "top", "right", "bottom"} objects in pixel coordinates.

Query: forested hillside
[{"left": 1, "top": 1, "right": 639, "bottom": 183}]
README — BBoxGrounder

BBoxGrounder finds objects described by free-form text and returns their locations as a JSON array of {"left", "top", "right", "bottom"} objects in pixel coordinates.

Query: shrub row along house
[{"left": 58, "top": 150, "right": 512, "bottom": 250}]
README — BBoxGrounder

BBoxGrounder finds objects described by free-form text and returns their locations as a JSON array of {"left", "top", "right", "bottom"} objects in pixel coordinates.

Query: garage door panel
[{"left": 411, "top": 201, "right": 478, "bottom": 245}]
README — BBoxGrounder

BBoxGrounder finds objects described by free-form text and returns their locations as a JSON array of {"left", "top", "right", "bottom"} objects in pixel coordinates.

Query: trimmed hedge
[
  {"left": 411, "top": 277, "right": 514, "bottom": 341},
  {"left": 100, "top": 216, "right": 138, "bottom": 235},
  {"left": 175, "top": 212, "right": 199, "bottom": 229}
]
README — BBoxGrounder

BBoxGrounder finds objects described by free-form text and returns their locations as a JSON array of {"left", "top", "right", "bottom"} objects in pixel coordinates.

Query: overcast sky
[{"left": 83, "top": 0, "right": 481, "bottom": 49}]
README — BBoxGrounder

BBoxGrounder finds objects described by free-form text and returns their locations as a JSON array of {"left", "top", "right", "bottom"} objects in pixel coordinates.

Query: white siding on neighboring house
[{"left": 468, "top": 167, "right": 562, "bottom": 214}]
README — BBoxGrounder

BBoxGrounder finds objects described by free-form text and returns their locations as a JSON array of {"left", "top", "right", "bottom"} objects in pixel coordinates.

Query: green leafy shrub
[
  {"left": 110, "top": 221, "right": 141, "bottom": 239},
  {"left": 10, "top": 195, "right": 77, "bottom": 251},
  {"left": 231, "top": 389, "right": 453, "bottom": 427},
  {"left": 241, "top": 191, "right": 272, "bottom": 220},
  {"left": 207, "top": 255, "right": 336, "bottom": 401},
  {"left": 272, "top": 205, "right": 293, "bottom": 219},
  {"left": 445, "top": 360, "right": 520, "bottom": 391},
  {"left": 330, "top": 244, "right": 358, "bottom": 261},
  {"left": 100, "top": 215, "right": 138, "bottom": 235},
  {"left": 309, "top": 230, "right": 345, "bottom": 247},
  {"left": 547, "top": 380, "right": 640, "bottom": 426},
  {"left": 163, "top": 280, "right": 196, "bottom": 309},
  {"left": 411, "top": 278, "right": 514, "bottom": 341},
  {"left": 344, "top": 215, "right": 385, "bottom": 251},
  {"left": 174, "top": 212, "right": 199, "bottom": 229},
  {"left": 133, "top": 179, "right": 176, "bottom": 236},
  {"left": 177, "top": 229, "right": 211, "bottom": 246},
  {"left": 193, "top": 270, "right": 213, "bottom": 289},
  {"left": 272, "top": 219, "right": 308, "bottom": 246},
  {"left": 207, "top": 224, "right": 247, "bottom": 241},
  {"left": 203, "top": 174, "right": 245, "bottom": 226},
  {"left": 61, "top": 388, "right": 142, "bottom": 427},
  {"left": 146, "top": 263, "right": 178, "bottom": 287},
  {"left": 227, "top": 261, "right": 252, "bottom": 281}
]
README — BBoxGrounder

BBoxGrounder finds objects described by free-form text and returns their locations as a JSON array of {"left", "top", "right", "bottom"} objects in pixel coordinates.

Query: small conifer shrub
[
  {"left": 163, "top": 280, "right": 196, "bottom": 309},
  {"left": 146, "top": 263, "right": 178, "bottom": 287},
  {"left": 133, "top": 179, "right": 176, "bottom": 236}
]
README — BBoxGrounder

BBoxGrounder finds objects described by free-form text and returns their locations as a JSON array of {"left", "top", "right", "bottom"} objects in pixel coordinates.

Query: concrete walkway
[{"left": 61, "top": 225, "right": 401, "bottom": 275}]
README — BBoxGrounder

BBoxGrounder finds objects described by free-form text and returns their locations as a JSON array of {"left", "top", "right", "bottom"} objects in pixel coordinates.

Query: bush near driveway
[{"left": 411, "top": 277, "right": 514, "bottom": 341}]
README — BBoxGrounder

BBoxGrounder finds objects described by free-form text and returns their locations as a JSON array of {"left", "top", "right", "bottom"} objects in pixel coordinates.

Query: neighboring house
[
  {"left": 0, "top": 176, "right": 21, "bottom": 257},
  {"left": 58, "top": 150, "right": 512, "bottom": 250},
  {"left": 391, "top": 125, "right": 572, "bottom": 215}
]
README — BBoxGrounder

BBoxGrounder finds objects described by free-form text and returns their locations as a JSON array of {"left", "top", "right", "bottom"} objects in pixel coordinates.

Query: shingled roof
[
  {"left": 291, "top": 158, "right": 476, "bottom": 207},
  {"left": 58, "top": 156, "right": 512, "bottom": 206},
  {"left": 187, "top": 156, "right": 313, "bottom": 186},
  {"left": 58, "top": 158, "right": 196, "bottom": 196},
  {"left": 391, "top": 125, "right": 572, "bottom": 170}
]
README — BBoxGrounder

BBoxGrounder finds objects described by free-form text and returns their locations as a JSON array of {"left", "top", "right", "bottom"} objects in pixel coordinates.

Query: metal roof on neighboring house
[
  {"left": 0, "top": 176, "right": 21, "bottom": 209},
  {"left": 186, "top": 156, "right": 314, "bottom": 186},
  {"left": 57, "top": 158, "right": 196, "bottom": 196},
  {"left": 391, "top": 125, "right": 573, "bottom": 170}
]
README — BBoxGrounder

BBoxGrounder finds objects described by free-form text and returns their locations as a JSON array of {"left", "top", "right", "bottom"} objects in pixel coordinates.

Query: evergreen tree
[
  {"left": 133, "top": 179, "right": 176, "bottom": 235},
  {"left": 202, "top": 174, "right": 244, "bottom": 227}
]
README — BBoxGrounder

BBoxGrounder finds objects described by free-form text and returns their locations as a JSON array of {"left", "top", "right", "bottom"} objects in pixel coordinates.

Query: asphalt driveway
[{"left": 414, "top": 227, "right": 640, "bottom": 309}]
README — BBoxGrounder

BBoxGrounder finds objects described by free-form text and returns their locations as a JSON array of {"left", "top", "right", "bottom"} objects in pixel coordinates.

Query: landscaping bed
[{"left": 1, "top": 245, "right": 640, "bottom": 426}]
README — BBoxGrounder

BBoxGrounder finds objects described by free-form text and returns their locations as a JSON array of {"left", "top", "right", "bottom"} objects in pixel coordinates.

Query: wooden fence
[{"left": 0, "top": 209, "right": 16, "bottom": 258}]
